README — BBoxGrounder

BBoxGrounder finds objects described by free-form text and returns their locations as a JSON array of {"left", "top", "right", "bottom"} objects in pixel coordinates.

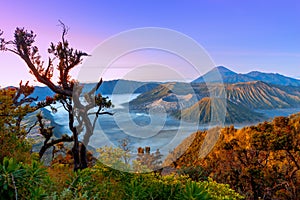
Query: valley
[{"left": 27, "top": 66, "right": 300, "bottom": 160}]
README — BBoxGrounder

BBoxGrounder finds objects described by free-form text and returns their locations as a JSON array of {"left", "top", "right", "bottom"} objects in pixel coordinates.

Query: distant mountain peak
[
  {"left": 193, "top": 66, "right": 250, "bottom": 84},
  {"left": 208, "top": 66, "right": 237, "bottom": 77},
  {"left": 215, "top": 66, "right": 236, "bottom": 73},
  {"left": 193, "top": 66, "right": 300, "bottom": 86}
]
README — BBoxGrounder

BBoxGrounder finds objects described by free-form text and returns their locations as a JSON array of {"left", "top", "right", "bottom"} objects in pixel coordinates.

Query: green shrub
[
  {"left": 0, "top": 157, "right": 50, "bottom": 200},
  {"left": 200, "top": 178, "right": 244, "bottom": 200},
  {"left": 177, "top": 181, "right": 211, "bottom": 200},
  {"left": 177, "top": 165, "right": 209, "bottom": 182},
  {"left": 0, "top": 151, "right": 244, "bottom": 199}
]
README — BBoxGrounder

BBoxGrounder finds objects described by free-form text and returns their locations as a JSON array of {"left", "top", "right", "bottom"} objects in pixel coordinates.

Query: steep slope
[
  {"left": 129, "top": 82, "right": 199, "bottom": 112},
  {"left": 224, "top": 81, "right": 300, "bottom": 109},
  {"left": 165, "top": 113, "right": 300, "bottom": 168},
  {"left": 176, "top": 97, "right": 264, "bottom": 124},
  {"left": 164, "top": 113, "right": 300, "bottom": 199},
  {"left": 271, "top": 85, "right": 300, "bottom": 96}
]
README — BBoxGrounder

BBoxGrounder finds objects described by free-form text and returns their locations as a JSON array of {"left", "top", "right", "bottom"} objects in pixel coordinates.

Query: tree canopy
[{"left": 1, "top": 22, "right": 112, "bottom": 171}]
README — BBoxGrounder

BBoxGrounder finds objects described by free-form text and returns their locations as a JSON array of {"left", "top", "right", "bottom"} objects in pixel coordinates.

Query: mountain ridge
[
  {"left": 193, "top": 66, "right": 300, "bottom": 86},
  {"left": 28, "top": 79, "right": 160, "bottom": 101}
]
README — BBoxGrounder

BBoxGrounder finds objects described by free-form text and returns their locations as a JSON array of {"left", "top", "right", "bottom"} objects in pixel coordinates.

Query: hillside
[
  {"left": 269, "top": 84, "right": 300, "bottom": 96},
  {"left": 164, "top": 113, "right": 300, "bottom": 199},
  {"left": 224, "top": 81, "right": 300, "bottom": 109},
  {"left": 129, "top": 82, "right": 199, "bottom": 112},
  {"left": 176, "top": 97, "right": 264, "bottom": 124}
]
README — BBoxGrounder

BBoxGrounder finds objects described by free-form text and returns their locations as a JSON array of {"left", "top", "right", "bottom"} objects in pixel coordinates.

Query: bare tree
[{"left": 0, "top": 22, "right": 112, "bottom": 171}]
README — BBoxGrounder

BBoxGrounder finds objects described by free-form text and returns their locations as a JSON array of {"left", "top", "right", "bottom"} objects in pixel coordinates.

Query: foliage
[
  {"left": 177, "top": 165, "right": 209, "bottom": 182},
  {"left": 58, "top": 162, "right": 241, "bottom": 200},
  {"left": 1, "top": 23, "right": 113, "bottom": 171},
  {"left": 179, "top": 181, "right": 211, "bottom": 200},
  {"left": 97, "top": 146, "right": 132, "bottom": 172},
  {"left": 200, "top": 178, "right": 244, "bottom": 200},
  {"left": 169, "top": 113, "right": 300, "bottom": 199},
  {"left": 0, "top": 86, "right": 36, "bottom": 162},
  {"left": 0, "top": 83, "right": 71, "bottom": 164},
  {"left": 53, "top": 146, "right": 241, "bottom": 200},
  {"left": 0, "top": 149, "right": 243, "bottom": 200},
  {"left": 0, "top": 157, "right": 50, "bottom": 200}
]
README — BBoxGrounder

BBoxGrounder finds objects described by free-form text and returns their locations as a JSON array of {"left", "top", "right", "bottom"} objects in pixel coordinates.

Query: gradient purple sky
[{"left": 0, "top": 0, "right": 299, "bottom": 86}]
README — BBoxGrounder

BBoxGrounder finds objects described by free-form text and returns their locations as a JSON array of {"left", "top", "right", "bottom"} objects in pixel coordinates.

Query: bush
[
  {"left": 0, "top": 155, "right": 244, "bottom": 199},
  {"left": 177, "top": 165, "right": 209, "bottom": 182},
  {"left": 0, "top": 157, "right": 50, "bottom": 200},
  {"left": 200, "top": 178, "right": 244, "bottom": 200},
  {"left": 178, "top": 181, "right": 211, "bottom": 200}
]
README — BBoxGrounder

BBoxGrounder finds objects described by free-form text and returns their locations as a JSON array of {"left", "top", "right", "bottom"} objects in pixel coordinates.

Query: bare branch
[
  {"left": 20, "top": 52, "right": 72, "bottom": 96},
  {"left": 12, "top": 80, "right": 23, "bottom": 103},
  {"left": 97, "top": 111, "right": 114, "bottom": 116},
  {"left": 58, "top": 20, "right": 69, "bottom": 44},
  {"left": 5, "top": 48, "right": 20, "bottom": 55},
  {"left": 26, "top": 120, "right": 38, "bottom": 134},
  {"left": 15, "top": 97, "right": 38, "bottom": 107},
  {"left": 88, "top": 111, "right": 114, "bottom": 116},
  {"left": 88, "top": 78, "right": 103, "bottom": 96},
  {"left": 39, "top": 136, "right": 73, "bottom": 159},
  {"left": 44, "top": 57, "right": 53, "bottom": 79}
]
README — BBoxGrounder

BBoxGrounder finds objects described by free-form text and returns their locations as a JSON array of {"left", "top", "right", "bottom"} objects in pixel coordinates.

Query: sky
[{"left": 0, "top": 0, "right": 299, "bottom": 86}]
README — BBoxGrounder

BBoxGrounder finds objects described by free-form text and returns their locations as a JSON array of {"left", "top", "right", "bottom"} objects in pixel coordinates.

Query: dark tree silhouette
[{"left": 0, "top": 22, "right": 112, "bottom": 171}]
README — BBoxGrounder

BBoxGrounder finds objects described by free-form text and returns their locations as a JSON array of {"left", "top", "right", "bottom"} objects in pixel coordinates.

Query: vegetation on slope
[
  {"left": 166, "top": 113, "right": 300, "bottom": 199},
  {"left": 0, "top": 155, "right": 244, "bottom": 200}
]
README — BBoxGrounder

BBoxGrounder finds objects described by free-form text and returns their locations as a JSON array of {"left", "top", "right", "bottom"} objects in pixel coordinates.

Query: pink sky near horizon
[{"left": 1, "top": 0, "right": 300, "bottom": 86}]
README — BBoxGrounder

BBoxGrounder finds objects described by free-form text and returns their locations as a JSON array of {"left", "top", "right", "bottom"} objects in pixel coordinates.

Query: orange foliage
[{"left": 167, "top": 113, "right": 300, "bottom": 199}]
